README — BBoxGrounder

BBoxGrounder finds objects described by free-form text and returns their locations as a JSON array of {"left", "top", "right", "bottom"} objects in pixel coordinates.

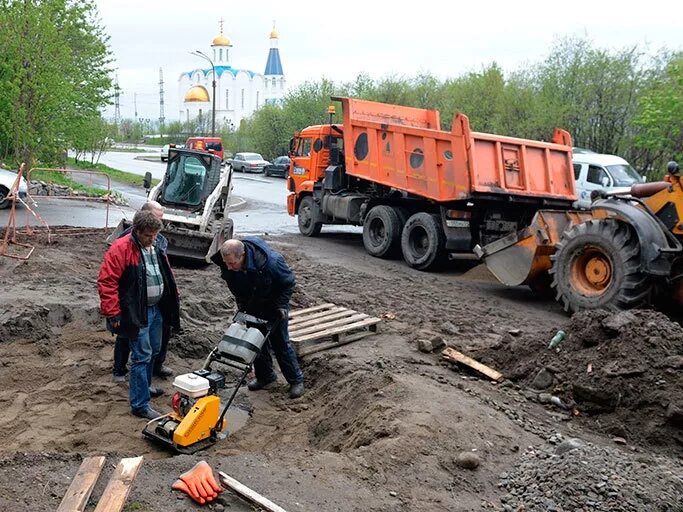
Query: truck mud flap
[{"left": 474, "top": 210, "right": 591, "bottom": 287}]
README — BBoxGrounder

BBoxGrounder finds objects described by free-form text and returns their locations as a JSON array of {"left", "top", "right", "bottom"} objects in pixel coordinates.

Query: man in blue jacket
[{"left": 212, "top": 238, "right": 304, "bottom": 398}]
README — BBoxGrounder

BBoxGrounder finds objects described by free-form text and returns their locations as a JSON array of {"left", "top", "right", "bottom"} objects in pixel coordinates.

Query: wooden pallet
[{"left": 289, "top": 303, "right": 381, "bottom": 356}]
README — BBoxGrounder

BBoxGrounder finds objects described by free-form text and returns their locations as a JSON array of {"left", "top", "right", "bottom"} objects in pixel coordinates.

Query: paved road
[{"left": 2, "top": 151, "right": 359, "bottom": 238}]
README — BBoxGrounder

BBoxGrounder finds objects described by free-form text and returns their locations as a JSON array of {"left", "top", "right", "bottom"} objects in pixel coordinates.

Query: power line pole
[
  {"left": 159, "top": 67, "right": 165, "bottom": 136},
  {"left": 114, "top": 75, "right": 121, "bottom": 126},
  {"left": 134, "top": 92, "right": 138, "bottom": 119}
]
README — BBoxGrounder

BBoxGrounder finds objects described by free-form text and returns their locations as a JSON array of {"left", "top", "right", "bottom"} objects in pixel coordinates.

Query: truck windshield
[
  {"left": 607, "top": 164, "right": 642, "bottom": 186},
  {"left": 162, "top": 155, "right": 207, "bottom": 206}
]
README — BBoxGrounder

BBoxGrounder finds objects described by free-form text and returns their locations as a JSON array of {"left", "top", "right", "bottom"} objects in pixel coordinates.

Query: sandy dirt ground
[{"left": 0, "top": 229, "right": 681, "bottom": 511}]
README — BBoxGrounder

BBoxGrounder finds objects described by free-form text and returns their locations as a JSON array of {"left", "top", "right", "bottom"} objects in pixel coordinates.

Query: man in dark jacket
[
  {"left": 212, "top": 237, "right": 304, "bottom": 398},
  {"left": 111, "top": 201, "right": 174, "bottom": 382},
  {"left": 98, "top": 210, "right": 181, "bottom": 419}
]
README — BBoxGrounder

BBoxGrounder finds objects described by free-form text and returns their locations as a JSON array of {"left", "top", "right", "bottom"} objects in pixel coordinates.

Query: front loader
[
  {"left": 109, "top": 147, "right": 234, "bottom": 262},
  {"left": 476, "top": 161, "right": 683, "bottom": 313}
]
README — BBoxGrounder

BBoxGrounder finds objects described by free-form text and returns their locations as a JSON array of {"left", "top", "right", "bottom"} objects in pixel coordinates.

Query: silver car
[{"left": 231, "top": 152, "right": 270, "bottom": 173}]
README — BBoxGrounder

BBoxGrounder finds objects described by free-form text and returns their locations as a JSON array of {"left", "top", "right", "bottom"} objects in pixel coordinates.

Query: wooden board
[
  {"left": 57, "top": 456, "right": 106, "bottom": 512},
  {"left": 93, "top": 456, "right": 143, "bottom": 512},
  {"left": 218, "top": 471, "right": 288, "bottom": 512},
  {"left": 289, "top": 304, "right": 381, "bottom": 356},
  {"left": 441, "top": 347, "right": 503, "bottom": 382}
]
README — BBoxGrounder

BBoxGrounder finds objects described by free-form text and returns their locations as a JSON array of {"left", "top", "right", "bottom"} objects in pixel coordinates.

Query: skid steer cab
[
  {"left": 108, "top": 147, "right": 234, "bottom": 262},
  {"left": 142, "top": 313, "right": 277, "bottom": 454}
]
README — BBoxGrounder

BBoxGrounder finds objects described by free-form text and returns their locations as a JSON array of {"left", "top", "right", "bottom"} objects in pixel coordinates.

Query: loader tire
[
  {"left": 0, "top": 186, "right": 9, "bottom": 209},
  {"left": 363, "top": 205, "right": 402, "bottom": 258},
  {"left": 298, "top": 196, "right": 322, "bottom": 237},
  {"left": 401, "top": 212, "right": 445, "bottom": 271},
  {"left": 549, "top": 219, "right": 652, "bottom": 313}
]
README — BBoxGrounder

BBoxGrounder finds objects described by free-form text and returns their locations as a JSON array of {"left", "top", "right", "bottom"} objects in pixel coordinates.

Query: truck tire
[
  {"left": 363, "top": 205, "right": 402, "bottom": 258},
  {"left": 549, "top": 219, "right": 652, "bottom": 313},
  {"left": 401, "top": 212, "right": 445, "bottom": 270},
  {"left": 298, "top": 196, "right": 322, "bottom": 237}
]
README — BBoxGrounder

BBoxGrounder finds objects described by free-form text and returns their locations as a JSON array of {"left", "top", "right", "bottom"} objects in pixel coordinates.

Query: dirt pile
[{"left": 481, "top": 309, "right": 683, "bottom": 451}]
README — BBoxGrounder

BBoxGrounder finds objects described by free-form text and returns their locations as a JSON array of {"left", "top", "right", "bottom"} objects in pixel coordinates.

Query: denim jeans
[
  {"left": 253, "top": 318, "right": 303, "bottom": 385},
  {"left": 129, "top": 305, "right": 162, "bottom": 412},
  {"left": 114, "top": 322, "right": 169, "bottom": 376}
]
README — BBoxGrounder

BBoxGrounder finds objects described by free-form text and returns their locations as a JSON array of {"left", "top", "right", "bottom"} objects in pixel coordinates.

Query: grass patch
[
  {"left": 31, "top": 169, "right": 108, "bottom": 197},
  {"left": 67, "top": 157, "right": 160, "bottom": 187}
]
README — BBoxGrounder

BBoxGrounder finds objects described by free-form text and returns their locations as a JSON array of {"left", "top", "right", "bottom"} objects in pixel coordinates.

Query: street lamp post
[{"left": 191, "top": 50, "right": 216, "bottom": 136}]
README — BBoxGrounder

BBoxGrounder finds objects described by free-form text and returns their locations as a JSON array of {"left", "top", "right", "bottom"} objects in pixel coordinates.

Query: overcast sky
[{"left": 96, "top": 0, "right": 683, "bottom": 122}]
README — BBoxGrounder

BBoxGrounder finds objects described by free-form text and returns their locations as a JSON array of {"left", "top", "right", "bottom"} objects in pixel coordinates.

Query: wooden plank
[
  {"left": 288, "top": 307, "right": 348, "bottom": 326},
  {"left": 298, "top": 329, "right": 378, "bottom": 357},
  {"left": 289, "top": 310, "right": 358, "bottom": 330},
  {"left": 441, "top": 347, "right": 503, "bottom": 382},
  {"left": 57, "top": 456, "right": 106, "bottom": 512},
  {"left": 93, "top": 456, "right": 143, "bottom": 512},
  {"left": 293, "top": 318, "right": 381, "bottom": 343},
  {"left": 218, "top": 471, "right": 288, "bottom": 512},
  {"left": 291, "top": 313, "right": 369, "bottom": 338},
  {"left": 288, "top": 303, "right": 335, "bottom": 318}
]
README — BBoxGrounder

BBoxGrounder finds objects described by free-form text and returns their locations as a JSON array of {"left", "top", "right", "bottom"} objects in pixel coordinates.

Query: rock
[
  {"left": 455, "top": 451, "right": 481, "bottom": 470},
  {"left": 508, "top": 329, "right": 521, "bottom": 336},
  {"left": 530, "top": 368, "right": 554, "bottom": 390},
  {"left": 602, "top": 311, "right": 637, "bottom": 334},
  {"left": 417, "top": 339, "right": 434, "bottom": 353},
  {"left": 663, "top": 355, "right": 683, "bottom": 369},
  {"left": 389, "top": 491, "right": 397, "bottom": 497},
  {"left": 612, "top": 437, "right": 627, "bottom": 445},
  {"left": 430, "top": 335, "right": 446, "bottom": 350},
  {"left": 538, "top": 393, "right": 552, "bottom": 404},
  {"left": 555, "top": 438, "right": 586, "bottom": 455}
]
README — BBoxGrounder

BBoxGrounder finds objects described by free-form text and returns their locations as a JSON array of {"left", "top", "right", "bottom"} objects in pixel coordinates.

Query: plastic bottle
[{"left": 548, "top": 330, "right": 566, "bottom": 349}]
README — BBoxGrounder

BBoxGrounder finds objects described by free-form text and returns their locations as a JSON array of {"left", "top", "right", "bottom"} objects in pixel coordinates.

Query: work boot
[
  {"left": 289, "top": 382, "right": 305, "bottom": 399},
  {"left": 247, "top": 376, "right": 276, "bottom": 391},
  {"left": 154, "top": 365, "right": 174, "bottom": 378},
  {"left": 132, "top": 407, "right": 162, "bottom": 420},
  {"left": 149, "top": 386, "right": 164, "bottom": 398}
]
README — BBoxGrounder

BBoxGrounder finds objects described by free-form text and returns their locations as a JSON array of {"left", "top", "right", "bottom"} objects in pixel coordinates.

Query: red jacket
[{"left": 97, "top": 232, "right": 180, "bottom": 338}]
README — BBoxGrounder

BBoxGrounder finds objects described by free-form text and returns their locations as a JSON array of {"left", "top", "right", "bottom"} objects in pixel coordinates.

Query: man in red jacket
[{"left": 98, "top": 210, "right": 180, "bottom": 419}]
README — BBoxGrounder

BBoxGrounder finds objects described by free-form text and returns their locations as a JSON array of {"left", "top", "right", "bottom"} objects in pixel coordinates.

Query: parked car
[
  {"left": 572, "top": 152, "right": 645, "bottom": 209},
  {"left": 185, "top": 137, "right": 225, "bottom": 162},
  {"left": 231, "top": 152, "right": 270, "bottom": 173},
  {"left": 0, "top": 168, "right": 28, "bottom": 209},
  {"left": 263, "top": 156, "right": 291, "bottom": 178},
  {"left": 161, "top": 144, "right": 170, "bottom": 161}
]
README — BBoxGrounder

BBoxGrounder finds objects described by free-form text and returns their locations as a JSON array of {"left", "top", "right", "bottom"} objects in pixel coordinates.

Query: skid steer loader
[
  {"left": 476, "top": 161, "right": 683, "bottom": 313},
  {"left": 109, "top": 146, "right": 234, "bottom": 262}
]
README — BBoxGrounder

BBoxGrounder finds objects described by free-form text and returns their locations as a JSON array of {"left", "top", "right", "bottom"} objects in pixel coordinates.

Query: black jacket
[{"left": 211, "top": 237, "right": 295, "bottom": 319}]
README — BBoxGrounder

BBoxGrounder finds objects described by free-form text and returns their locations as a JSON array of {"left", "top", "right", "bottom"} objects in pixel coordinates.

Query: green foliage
[{"left": 0, "top": 0, "right": 113, "bottom": 166}]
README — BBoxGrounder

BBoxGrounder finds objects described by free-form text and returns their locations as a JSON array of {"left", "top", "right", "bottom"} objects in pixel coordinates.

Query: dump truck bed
[{"left": 336, "top": 97, "right": 576, "bottom": 203}]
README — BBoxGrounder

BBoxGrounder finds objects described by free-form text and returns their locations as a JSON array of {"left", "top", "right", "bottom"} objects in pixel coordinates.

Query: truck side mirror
[{"left": 143, "top": 171, "right": 152, "bottom": 190}]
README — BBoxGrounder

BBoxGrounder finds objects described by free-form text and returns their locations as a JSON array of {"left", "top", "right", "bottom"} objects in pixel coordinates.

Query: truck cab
[{"left": 573, "top": 152, "right": 644, "bottom": 209}]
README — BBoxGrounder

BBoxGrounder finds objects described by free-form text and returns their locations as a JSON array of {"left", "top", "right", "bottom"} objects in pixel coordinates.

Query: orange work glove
[
  {"left": 177, "top": 461, "right": 223, "bottom": 503},
  {"left": 172, "top": 478, "right": 207, "bottom": 505}
]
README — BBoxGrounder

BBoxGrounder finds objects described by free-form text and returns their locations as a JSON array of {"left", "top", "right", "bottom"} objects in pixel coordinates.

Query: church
[{"left": 178, "top": 22, "right": 286, "bottom": 128}]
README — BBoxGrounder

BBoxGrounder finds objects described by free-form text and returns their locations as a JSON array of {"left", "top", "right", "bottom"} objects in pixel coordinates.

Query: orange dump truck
[
  {"left": 286, "top": 97, "right": 576, "bottom": 276},
  {"left": 288, "top": 97, "right": 683, "bottom": 313}
]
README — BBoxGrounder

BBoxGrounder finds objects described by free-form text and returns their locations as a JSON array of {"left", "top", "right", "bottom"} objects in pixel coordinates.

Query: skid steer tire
[
  {"left": 363, "top": 205, "right": 403, "bottom": 258},
  {"left": 298, "top": 196, "right": 322, "bottom": 237},
  {"left": 549, "top": 219, "right": 652, "bottom": 313},
  {"left": 401, "top": 212, "right": 445, "bottom": 271}
]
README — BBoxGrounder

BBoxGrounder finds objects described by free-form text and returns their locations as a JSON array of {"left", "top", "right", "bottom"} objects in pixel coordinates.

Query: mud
[{"left": 0, "top": 229, "right": 681, "bottom": 511}]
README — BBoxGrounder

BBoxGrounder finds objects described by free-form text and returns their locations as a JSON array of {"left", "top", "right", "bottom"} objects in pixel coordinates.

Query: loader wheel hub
[{"left": 571, "top": 247, "right": 612, "bottom": 295}]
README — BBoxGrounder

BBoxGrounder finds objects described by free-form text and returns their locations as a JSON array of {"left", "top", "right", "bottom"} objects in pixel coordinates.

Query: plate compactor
[{"left": 142, "top": 313, "right": 275, "bottom": 454}]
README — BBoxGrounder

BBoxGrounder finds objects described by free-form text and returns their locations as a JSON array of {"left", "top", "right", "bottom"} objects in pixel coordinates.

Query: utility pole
[
  {"left": 159, "top": 67, "right": 165, "bottom": 136},
  {"left": 134, "top": 92, "right": 138, "bottom": 119},
  {"left": 114, "top": 75, "right": 121, "bottom": 128}
]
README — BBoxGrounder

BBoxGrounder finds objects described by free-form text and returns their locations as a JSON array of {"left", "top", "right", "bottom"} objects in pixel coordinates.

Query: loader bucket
[{"left": 474, "top": 210, "right": 591, "bottom": 287}]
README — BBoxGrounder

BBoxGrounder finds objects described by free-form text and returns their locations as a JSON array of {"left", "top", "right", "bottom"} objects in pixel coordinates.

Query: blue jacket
[{"left": 211, "top": 237, "right": 295, "bottom": 318}]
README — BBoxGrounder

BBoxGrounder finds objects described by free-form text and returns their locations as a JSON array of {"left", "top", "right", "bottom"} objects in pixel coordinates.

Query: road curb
[{"left": 228, "top": 196, "right": 247, "bottom": 211}]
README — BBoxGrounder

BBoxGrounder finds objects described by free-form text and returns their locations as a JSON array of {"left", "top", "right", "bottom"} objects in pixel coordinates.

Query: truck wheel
[
  {"left": 298, "top": 196, "right": 322, "bottom": 237},
  {"left": 401, "top": 212, "right": 445, "bottom": 270},
  {"left": 549, "top": 219, "right": 652, "bottom": 313},
  {"left": 363, "top": 205, "right": 402, "bottom": 258}
]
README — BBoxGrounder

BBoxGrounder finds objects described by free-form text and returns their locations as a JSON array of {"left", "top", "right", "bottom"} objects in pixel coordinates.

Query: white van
[{"left": 572, "top": 150, "right": 644, "bottom": 209}]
